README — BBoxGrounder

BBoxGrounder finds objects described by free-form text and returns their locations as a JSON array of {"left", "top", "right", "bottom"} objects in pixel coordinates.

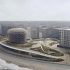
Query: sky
[{"left": 0, "top": 0, "right": 70, "bottom": 21}]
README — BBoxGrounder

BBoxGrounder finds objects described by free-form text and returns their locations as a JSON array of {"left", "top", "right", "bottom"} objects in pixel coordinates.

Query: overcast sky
[{"left": 0, "top": 0, "right": 70, "bottom": 21}]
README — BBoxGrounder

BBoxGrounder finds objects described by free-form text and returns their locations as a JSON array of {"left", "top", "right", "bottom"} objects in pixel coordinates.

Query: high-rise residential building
[
  {"left": 41, "top": 27, "right": 60, "bottom": 40},
  {"left": 59, "top": 28, "right": 70, "bottom": 48},
  {"left": 31, "top": 27, "right": 39, "bottom": 39},
  {"left": 39, "top": 32, "right": 42, "bottom": 39},
  {"left": 41, "top": 27, "right": 48, "bottom": 39},
  {"left": 50, "top": 28, "right": 60, "bottom": 40},
  {"left": 26, "top": 27, "right": 32, "bottom": 40}
]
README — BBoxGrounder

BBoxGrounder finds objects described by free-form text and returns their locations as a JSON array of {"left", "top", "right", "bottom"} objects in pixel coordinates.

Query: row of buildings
[
  {"left": 27, "top": 27, "right": 70, "bottom": 48},
  {"left": 0, "top": 24, "right": 70, "bottom": 48},
  {"left": 27, "top": 27, "right": 60, "bottom": 40},
  {"left": 0, "top": 23, "right": 25, "bottom": 36}
]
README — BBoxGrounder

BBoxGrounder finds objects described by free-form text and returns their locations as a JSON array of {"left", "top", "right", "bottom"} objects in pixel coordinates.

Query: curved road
[{"left": 0, "top": 46, "right": 70, "bottom": 70}]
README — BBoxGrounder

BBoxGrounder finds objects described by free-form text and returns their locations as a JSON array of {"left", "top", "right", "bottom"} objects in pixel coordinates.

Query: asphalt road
[{"left": 0, "top": 46, "right": 70, "bottom": 70}]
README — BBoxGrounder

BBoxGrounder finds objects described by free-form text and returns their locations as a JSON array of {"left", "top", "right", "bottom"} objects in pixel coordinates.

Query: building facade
[
  {"left": 1, "top": 24, "right": 15, "bottom": 36},
  {"left": 59, "top": 28, "right": 70, "bottom": 48},
  {"left": 31, "top": 27, "right": 39, "bottom": 39},
  {"left": 41, "top": 27, "right": 60, "bottom": 40}
]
